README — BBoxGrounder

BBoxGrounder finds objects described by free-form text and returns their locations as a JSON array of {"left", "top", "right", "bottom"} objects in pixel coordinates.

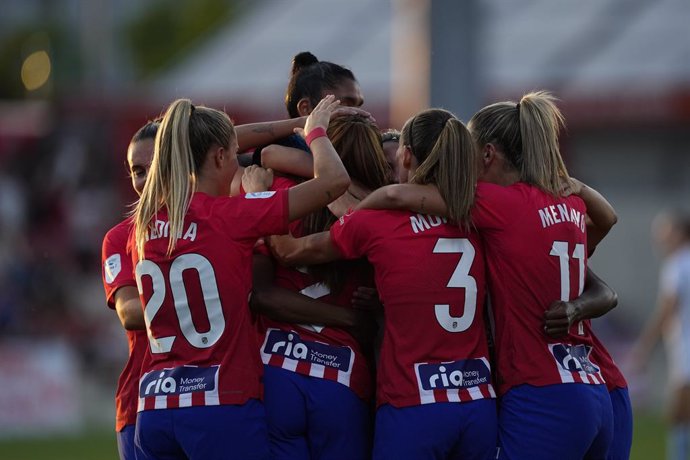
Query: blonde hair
[
  {"left": 404, "top": 109, "right": 478, "bottom": 228},
  {"left": 133, "top": 99, "right": 235, "bottom": 258},
  {"left": 469, "top": 90, "right": 569, "bottom": 195}
]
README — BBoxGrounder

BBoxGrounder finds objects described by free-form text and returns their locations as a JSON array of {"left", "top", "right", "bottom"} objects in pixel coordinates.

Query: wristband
[{"left": 305, "top": 127, "right": 328, "bottom": 147}]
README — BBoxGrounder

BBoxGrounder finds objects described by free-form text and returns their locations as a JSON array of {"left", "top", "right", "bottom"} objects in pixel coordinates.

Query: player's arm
[
  {"left": 261, "top": 145, "right": 314, "bottom": 178},
  {"left": 543, "top": 268, "right": 618, "bottom": 338},
  {"left": 235, "top": 118, "right": 306, "bottom": 152},
  {"left": 629, "top": 290, "right": 678, "bottom": 370},
  {"left": 562, "top": 178, "right": 617, "bottom": 250},
  {"left": 113, "top": 286, "right": 146, "bottom": 331},
  {"left": 268, "top": 231, "right": 342, "bottom": 267},
  {"left": 356, "top": 183, "right": 448, "bottom": 216},
  {"left": 286, "top": 96, "right": 350, "bottom": 221},
  {"left": 251, "top": 254, "right": 364, "bottom": 328}
]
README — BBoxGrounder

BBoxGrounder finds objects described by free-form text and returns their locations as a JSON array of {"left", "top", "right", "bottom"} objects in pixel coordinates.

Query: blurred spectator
[{"left": 631, "top": 211, "right": 690, "bottom": 460}]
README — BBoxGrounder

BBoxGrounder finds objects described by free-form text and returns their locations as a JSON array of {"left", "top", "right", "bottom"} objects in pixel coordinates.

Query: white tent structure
[{"left": 151, "top": 0, "right": 690, "bottom": 122}]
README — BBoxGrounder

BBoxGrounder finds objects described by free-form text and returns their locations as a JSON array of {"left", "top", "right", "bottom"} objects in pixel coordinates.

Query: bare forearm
[
  {"left": 579, "top": 183, "right": 617, "bottom": 249},
  {"left": 356, "top": 184, "right": 448, "bottom": 216},
  {"left": 235, "top": 117, "right": 306, "bottom": 151},
  {"left": 570, "top": 268, "right": 618, "bottom": 322},
  {"left": 252, "top": 288, "right": 357, "bottom": 327}
]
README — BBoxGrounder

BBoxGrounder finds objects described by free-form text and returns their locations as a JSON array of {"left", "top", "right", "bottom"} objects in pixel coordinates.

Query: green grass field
[{"left": 0, "top": 413, "right": 667, "bottom": 460}]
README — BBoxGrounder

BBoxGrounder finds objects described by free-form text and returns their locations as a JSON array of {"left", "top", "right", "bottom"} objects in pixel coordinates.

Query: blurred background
[{"left": 0, "top": 0, "right": 688, "bottom": 458}]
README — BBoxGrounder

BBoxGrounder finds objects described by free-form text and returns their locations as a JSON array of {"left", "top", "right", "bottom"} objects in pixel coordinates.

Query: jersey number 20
[{"left": 136, "top": 254, "right": 225, "bottom": 354}]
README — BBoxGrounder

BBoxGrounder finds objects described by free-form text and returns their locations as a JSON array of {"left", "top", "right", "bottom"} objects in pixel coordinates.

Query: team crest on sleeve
[
  {"left": 245, "top": 191, "right": 276, "bottom": 199},
  {"left": 104, "top": 254, "right": 121, "bottom": 283}
]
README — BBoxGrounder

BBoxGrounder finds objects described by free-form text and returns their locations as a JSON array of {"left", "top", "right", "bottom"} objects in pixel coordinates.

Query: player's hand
[
  {"left": 266, "top": 234, "right": 300, "bottom": 266},
  {"left": 242, "top": 165, "right": 273, "bottom": 193},
  {"left": 297, "top": 95, "right": 341, "bottom": 138},
  {"left": 543, "top": 300, "right": 579, "bottom": 338},
  {"left": 559, "top": 177, "right": 585, "bottom": 197}
]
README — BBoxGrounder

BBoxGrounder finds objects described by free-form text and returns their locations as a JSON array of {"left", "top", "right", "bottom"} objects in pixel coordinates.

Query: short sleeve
[
  {"left": 102, "top": 222, "right": 136, "bottom": 310},
  {"left": 329, "top": 210, "right": 375, "bottom": 260},
  {"left": 215, "top": 189, "right": 290, "bottom": 241}
]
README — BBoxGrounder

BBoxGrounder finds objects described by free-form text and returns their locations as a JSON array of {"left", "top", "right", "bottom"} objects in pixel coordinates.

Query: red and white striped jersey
[
  {"left": 330, "top": 209, "right": 495, "bottom": 408},
  {"left": 586, "top": 321, "right": 627, "bottom": 391},
  {"left": 133, "top": 190, "right": 289, "bottom": 411},
  {"left": 473, "top": 182, "right": 606, "bottom": 394},
  {"left": 101, "top": 218, "right": 147, "bottom": 430},
  {"left": 258, "top": 265, "right": 374, "bottom": 400}
]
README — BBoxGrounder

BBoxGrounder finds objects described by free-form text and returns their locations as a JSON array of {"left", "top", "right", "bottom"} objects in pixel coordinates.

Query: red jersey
[
  {"left": 330, "top": 209, "right": 494, "bottom": 408},
  {"left": 254, "top": 175, "right": 373, "bottom": 399},
  {"left": 259, "top": 243, "right": 374, "bottom": 400},
  {"left": 101, "top": 219, "right": 147, "bottom": 431},
  {"left": 133, "top": 190, "right": 289, "bottom": 411},
  {"left": 585, "top": 321, "right": 627, "bottom": 391},
  {"left": 473, "top": 182, "right": 605, "bottom": 394}
]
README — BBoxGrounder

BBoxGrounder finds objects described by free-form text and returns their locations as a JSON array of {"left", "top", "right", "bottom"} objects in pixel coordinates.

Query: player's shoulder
[{"left": 103, "top": 217, "right": 133, "bottom": 248}]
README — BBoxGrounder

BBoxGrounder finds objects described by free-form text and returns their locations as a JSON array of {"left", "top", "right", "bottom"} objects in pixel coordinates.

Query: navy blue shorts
[
  {"left": 498, "top": 383, "right": 613, "bottom": 460},
  {"left": 608, "top": 387, "right": 633, "bottom": 460},
  {"left": 134, "top": 400, "right": 269, "bottom": 460},
  {"left": 373, "top": 399, "right": 498, "bottom": 460},
  {"left": 116, "top": 424, "right": 135, "bottom": 460},
  {"left": 263, "top": 365, "right": 372, "bottom": 460}
]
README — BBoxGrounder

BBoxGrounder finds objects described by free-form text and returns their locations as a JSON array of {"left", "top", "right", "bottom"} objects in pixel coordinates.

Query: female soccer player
[
  {"left": 269, "top": 108, "right": 497, "bottom": 460},
  {"left": 350, "top": 92, "right": 619, "bottom": 459},
  {"left": 100, "top": 112, "right": 316, "bottom": 460},
  {"left": 252, "top": 114, "right": 391, "bottom": 459},
  {"left": 130, "top": 95, "right": 349, "bottom": 460},
  {"left": 101, "top": 121, "right": 158, "bottom": 460}
]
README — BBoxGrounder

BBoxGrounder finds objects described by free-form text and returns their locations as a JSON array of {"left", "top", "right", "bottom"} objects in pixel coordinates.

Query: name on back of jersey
[
  {"left": 145, "top": 220, "right": 198, "bottom": 242},
  {"left": 139, "top": 365, "right": 218, "bottom": 398},
  {"left": 538, "top": 204, "right": 585, "bottom": 232},
  {"left": 262, "top": 328, "right": 352, "bottom": 371},
  {"left": 415, "top": 358, "right": 491, "bottom": 391},
  {"left": 409, "top": 214, "right": 448, "bottom": 234}
]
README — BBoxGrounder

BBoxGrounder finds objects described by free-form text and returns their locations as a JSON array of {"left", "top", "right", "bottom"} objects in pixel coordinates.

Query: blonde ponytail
[
  {"left": 518, "top": 91, "right": 569, "bottom": 195},
  {"left": 133, "top": 99, "right": 235, "bottom": 259},
  {"left": 406, "top": 109, "right": 478, "bottom": 228}
]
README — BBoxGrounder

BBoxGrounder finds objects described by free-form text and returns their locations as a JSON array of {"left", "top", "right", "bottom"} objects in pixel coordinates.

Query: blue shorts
[
  {"left": 134, "top": 400, "right": 269, "bottom": 460},
  {"left": 373, "top": 399, "right": 498, "bottom": 460},
  {"left": 498, "top": 383, "right": 613, "bottom": 460},
  {"left": 608, "top": 387, "right": 633, "bottom": 460},
  {"left": 116, "top": 424, "right": 135, "bottom": 460},
  {"left": 263, "top": 365, "right": 372, "bottom": 460}
]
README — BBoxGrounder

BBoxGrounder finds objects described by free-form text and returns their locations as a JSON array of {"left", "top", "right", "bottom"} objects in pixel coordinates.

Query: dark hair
[
  {"left": 131, "top": 118, "right": 161, "bottom": 144},
  {"left": 284, "top": 51, "right": 357, "bottom": 118}
]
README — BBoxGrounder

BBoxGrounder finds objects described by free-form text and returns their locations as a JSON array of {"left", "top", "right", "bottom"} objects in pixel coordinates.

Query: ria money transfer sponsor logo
[
  {"left": 416, "top": 358, "right": 491, "bottom": 391},
  {"left": 139, "top": 365, "right": 218, "bottom": 397}
]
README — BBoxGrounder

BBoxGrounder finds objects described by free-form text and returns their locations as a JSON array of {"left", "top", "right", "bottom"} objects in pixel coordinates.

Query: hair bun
[{"left": 291, "top": 51, "right": 319, "bottom": 75}]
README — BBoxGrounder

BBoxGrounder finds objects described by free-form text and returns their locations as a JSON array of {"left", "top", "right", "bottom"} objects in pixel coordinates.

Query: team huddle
[{"left": 101, "top": 52, "right": 631, "bottom": 460}]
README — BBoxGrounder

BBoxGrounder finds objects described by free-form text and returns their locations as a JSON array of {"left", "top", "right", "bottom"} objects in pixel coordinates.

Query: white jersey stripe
[
  {"left": 446, "top": 389, "right": 461, "bottom": 402},
  {"left": 154, "top": 395, "right": 167, "bottom": 409},
  {"left": 309, "top": 363, "right": 325, "bottom": 378},
  {"left": 467, "top": 386, "right": 483, "bottom": 400},
  {"left": 178, "top": 393, "right": 192, "bottom": 408},
  {"left": 282, "top": 357, "right": 298, "bottom": 372},
  {"left": 414, "top": 364, "right": 436, "bottom": 405}
]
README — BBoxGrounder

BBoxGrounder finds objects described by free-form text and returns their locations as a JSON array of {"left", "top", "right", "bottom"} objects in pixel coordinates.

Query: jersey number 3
[
  {"left": 433, "top": 238, "right": 477, "bottom": 333},
  {"left": 136, "top": 254, "right": 225, "bottom": 354}
]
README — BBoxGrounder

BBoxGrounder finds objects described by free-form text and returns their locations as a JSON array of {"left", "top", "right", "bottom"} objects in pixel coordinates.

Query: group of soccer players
[{"left": 101, "top": 51, "right": 632, "bottom": 459}]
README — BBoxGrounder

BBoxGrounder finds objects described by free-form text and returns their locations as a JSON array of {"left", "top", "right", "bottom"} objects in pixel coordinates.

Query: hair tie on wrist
[{"left": 306, "top": 127, "right": 328, "bottom": 147}]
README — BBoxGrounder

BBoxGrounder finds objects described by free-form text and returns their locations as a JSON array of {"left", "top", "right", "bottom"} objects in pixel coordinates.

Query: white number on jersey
[
  {"left": 549, "top": 241, "right": 586, "bottom": 334},
  {"left": 135, "top": 254, "right": 226, "bottom": 354},
  {"left": 297, "top": 276, "right": 329, "bottom": 333},
  {"left": 433, "top": 238, "right": 477, "bottom": 333}
]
